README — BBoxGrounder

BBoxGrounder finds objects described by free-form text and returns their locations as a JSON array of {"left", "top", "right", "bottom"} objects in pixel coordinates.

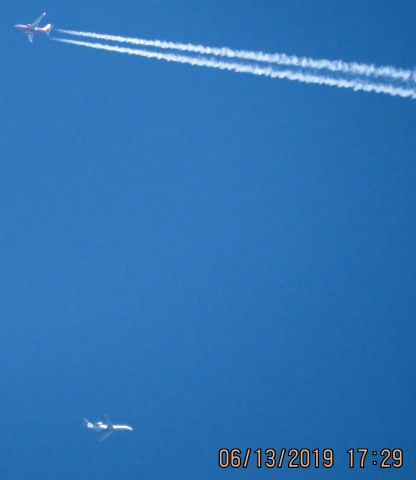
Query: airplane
[
  {"left": 84, "top": 415, "right": 133, "bottom": 442},
  {"left": 15, "top": 12, "right": 53, "bottom": 43}
]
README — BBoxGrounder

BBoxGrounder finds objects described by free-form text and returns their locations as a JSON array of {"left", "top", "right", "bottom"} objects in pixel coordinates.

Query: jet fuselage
[{"left": 15, "top": 24, "right": 52, "bottom": 33}]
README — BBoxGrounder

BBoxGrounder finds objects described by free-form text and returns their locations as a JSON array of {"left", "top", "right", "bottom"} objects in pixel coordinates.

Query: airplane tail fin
[
  {"left": 45, "top": 24, "right": 53, "bottom": 35},
  {"left": 83, "top": 418, "right": 93, "bottom": 428}
]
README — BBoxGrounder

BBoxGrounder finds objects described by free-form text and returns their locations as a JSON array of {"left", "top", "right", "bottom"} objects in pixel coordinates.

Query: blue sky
[{"left": 1, "top": 1, "right": 415, "bottom": 478}]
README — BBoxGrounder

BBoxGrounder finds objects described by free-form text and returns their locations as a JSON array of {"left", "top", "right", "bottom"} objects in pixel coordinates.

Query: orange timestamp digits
[
  {"left": 218, "top": 448, "right": 335, "bottom": 469},
  {"left": 218, "top": 448, "right": 404, "bottom": 469}
]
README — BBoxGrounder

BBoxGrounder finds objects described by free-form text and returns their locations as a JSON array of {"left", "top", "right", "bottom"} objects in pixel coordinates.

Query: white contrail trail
[
  {"left": 53, "top": 38, "right": 416, "bottom": 100},
  {"left": 56, "top": 28, "right": 414, "bottom": 83}
]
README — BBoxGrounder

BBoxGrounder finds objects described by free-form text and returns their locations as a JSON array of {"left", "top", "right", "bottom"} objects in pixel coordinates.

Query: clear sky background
[{"left": 1, "top": 1, "right": 415, "bottom": 479}]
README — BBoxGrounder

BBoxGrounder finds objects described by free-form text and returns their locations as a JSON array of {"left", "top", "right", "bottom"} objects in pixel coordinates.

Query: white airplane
[
  {"left": 84, "top": 415, "right": 133, "bottom": 442},
  {"left": 15, "top": 12, "right": 53, "bottom": 43}
]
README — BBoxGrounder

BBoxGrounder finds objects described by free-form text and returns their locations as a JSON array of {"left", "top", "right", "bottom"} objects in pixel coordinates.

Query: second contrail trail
[
  {"left": 53, "top": 38, "right": 416, "bottom": 100},
  {"left": 56, "top": 28, "right": 415, "bottom": 83}
]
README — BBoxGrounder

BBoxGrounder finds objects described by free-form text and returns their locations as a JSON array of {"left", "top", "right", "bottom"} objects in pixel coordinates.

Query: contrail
[
  {"left": 53, "top": 38, "right": 416, "bottom": 100},
  {"left": 56, "top": 28, "right": 414, "bottom": 83}
]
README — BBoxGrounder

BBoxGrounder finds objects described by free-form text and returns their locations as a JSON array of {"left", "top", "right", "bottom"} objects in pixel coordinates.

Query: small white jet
[
  {"left": 15, "top": 12, "right": 53, "bottom": 43},
  {"left": 84, "top": 415, "right": 133, "bottom": 442}
]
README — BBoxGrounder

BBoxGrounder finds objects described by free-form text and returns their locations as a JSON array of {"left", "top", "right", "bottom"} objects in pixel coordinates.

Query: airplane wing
[
  {"left": 26, "top": 32, "right": 34, "bottom": 43},
  {"left": 98, "top": 430, "right": 114, "bottom": 442},
  {"left": 31, "top": 12, "right": 46, "bottom": 27},
  {"left": 104, "top": 415, "right": 114, "bottom": 430}
]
